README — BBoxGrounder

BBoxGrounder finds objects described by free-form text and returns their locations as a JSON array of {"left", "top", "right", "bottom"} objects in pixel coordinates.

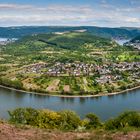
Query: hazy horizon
[{"left": 0, "top": 25, "right": 139, "bottom": 29}]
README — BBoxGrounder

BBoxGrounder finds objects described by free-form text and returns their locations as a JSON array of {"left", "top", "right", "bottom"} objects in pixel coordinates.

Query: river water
[
  {"left": 0, "top": 87, "right": 140, "bottom": 121},
  {"left": 114, "top": 39, "right": 130, "bottom": 45}
]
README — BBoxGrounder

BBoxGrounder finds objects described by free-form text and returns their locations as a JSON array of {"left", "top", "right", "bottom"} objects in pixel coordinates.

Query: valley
[{"left": 1, "top": 0, "right": 140, "bottom": 139}]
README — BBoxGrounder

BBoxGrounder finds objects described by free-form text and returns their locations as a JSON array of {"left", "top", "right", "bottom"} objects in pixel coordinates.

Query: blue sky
[{"left": 0, "top": 0, "right": 140, "bottom": 27}]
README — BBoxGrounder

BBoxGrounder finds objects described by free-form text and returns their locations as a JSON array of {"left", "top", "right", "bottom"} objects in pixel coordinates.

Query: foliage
[
  {"left": 85, "top": 113, "right": 102, "bottom": 129},
  {"left": 105, "top": 111, "right": 140, "bottom": 130},
  {"left": 9, "top": 108, "right": 140, "bottom": 131},
  {"left": 8, "top": 108, "right": 39, "bottom": 125},
  {"left": 8, "top": 108, "right": 81, "bottom": 130},
  {"left": 130, "top": 35, "right": 140, "bottom": 43},
  {"left": 58, "top": 110, "right": 81, "bottom": 130},
  {"left": 35, "top": 110, "right": 61, "bottom": 129},
  {"left": 0, "top": 78, "right": 23, "bottom": 89}
]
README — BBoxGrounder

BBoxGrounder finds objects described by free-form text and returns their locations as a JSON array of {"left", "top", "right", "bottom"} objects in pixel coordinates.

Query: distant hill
[
  {"left": 130, "top": 35, "right": 140, "bottom": 43},
  {"left": 39, "top": 32, "right": 112, "bottom": 50},
  {"left": 3, "top": 32, "right": 116, "bottom": 56},
  {"left": 0, "top": 26, "right": 140, "bottom": 39},
  {"left": 13, "top": 32, "right": 113, "bottom": 50},
  {"left": 124, "top": 34, "right": 140, "bottom": 50}
]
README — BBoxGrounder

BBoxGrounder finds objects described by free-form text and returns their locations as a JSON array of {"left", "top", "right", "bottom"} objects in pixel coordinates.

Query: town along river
[{"left": 0, "top": 87, "right": 140, "bottom": 121}]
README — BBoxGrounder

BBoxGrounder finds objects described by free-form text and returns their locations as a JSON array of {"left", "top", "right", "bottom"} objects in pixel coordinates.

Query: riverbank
[{"left": 0, "top": 84, "right": 140, "bottom": 98}]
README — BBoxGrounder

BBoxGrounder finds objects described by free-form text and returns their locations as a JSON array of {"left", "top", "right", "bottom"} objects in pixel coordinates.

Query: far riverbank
[{"left": 0, "top": 84, "right": 140, "bottom": 98}]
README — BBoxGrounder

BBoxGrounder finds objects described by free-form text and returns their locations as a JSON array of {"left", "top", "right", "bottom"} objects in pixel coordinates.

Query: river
[
  {"left": 0, "top": 38, "right": 17, "bottom": 42},
  {"left": 114, "top": 39, "right": 130, "bottom": 45},
  {"left": 0, "top": 87, "right": 140, "bottom": 121}
]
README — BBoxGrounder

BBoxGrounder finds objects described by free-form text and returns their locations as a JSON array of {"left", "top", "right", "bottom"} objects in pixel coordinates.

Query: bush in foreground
[
  {"left": 8, "top": 108, "right": 140, "bottom": 131},
  {"left": 8, "top": 108, "right": 39, "bottom": 126},
  {"left": 85, "top": 113, "right": 102, "bottom": 129},
  {"left": 105, "top": 111, "right": 140, "bottom": 130},
  {"left": 8, "top": 108, "right": 81, "bottom": 130},
  {"left": 58, "top": 110, "right": 81, "bottom": 130}
]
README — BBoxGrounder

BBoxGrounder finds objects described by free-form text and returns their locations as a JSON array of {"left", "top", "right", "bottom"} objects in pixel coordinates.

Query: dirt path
[
  {"left": 22, "top": 78, "right": 40, "bottom": 90},
  {"left": 83, "top": 77, "right": 88, "bottom": 92},
  {"left": 63, "top": 85, "right": 70, "bottom": 92},
  {"left": 47, "top": 79, "right": 60, "bottom": 92}
]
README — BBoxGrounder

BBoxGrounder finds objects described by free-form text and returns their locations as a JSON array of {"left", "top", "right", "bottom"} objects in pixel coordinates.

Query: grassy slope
[
  {"left": 0, "top": 121, "right": 140, "bottom": 140},
  {"left": 3, "top": 32, "right": 112, "bottom": 53}
]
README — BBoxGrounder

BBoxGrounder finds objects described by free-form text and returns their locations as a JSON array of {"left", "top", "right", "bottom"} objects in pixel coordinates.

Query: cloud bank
[{"left": 0, "top": 2, "right": 140, "bottom": 27}]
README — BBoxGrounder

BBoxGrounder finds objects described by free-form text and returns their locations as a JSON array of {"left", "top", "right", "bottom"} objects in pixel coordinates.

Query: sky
[{"left": 0, "top": 0, "right": 140, "bottom": 27}]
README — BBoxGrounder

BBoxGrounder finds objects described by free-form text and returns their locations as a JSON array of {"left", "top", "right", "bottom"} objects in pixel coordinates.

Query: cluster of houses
[
  {"left": 46, "top": 62, "right": 95, "bottom": 76},
  {"left": 124, "top": 40, "right": 140, "bottom": 50},
  {"left": 96, "top": 62, "right": 140, "bottom": 84},
  {"left": 0, "top": 38, "right": 17, "bottom": 45},
  {"left": 113, "top": 62, "right": 140, "bottom": 71},
  {"left": 23, "top": 62, "right": 47, "bottom": 74},
  {"left": 22, "top": 61, "right": 140, "bottom": 84}
]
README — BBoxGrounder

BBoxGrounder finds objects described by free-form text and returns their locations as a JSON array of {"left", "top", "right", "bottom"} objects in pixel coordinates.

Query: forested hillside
[
  {"left": 130, "top": 35, "right": 140, "bottom": 43},
  {"left": 0, "top": 26, "right": 140, "bottom": 39},
  {"left": 3, "top": 32, "right": 113, "bottom": 55}
]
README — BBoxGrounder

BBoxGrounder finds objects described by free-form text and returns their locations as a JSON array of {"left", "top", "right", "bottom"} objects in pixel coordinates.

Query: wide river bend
[{"left": 0, "top": 87, "right": 140, "bottom": 121}]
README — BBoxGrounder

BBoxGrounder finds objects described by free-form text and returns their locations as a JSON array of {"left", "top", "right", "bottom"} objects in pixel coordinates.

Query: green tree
[
  {"left": 58, "top": 110, "right": 81, "bottom": 130},
  {"left": 85, "top": 113, "right": 101, "bottom": 129}
]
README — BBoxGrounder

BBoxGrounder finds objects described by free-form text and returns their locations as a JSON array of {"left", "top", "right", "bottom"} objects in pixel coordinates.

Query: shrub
[
  {"left": 104, "top": 119, "right": 117, "bottom": 130},
  {"left": 9, "top": 108, "right": 81, "bottom": 130},
  {"left": 8, "top": 108, "right": 140, "bottom": 131},
  {"left": 8, "top": 108, "right": 39, "bottom": 126},
  {"left": 105, "top": 111, "right": 140, "bottom": 130},
  {"left": 85, "top": 113, "right": 101, "bottom": 129},
  {"left": 58, "top": 110, "right": 81, "bottom": 130},
  {"left": 35, "top": 110, "right": 61, "bottom": 129},
  {"left": 115, "top": 111, "right": 140, "bottom": 128},
  {"left": 0, "top": 78, "right": 23, "bottom": 89}
]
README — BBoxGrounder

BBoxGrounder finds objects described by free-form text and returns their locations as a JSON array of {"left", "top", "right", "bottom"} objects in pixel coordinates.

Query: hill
[
  {"left": 124, "top": 35, "right": 140, "bottom": 50},
  {"left": 130, "top": 35, "right": 140, "bottom": 43},
  {"left": 4, "top": 32, "right": 114, "bottom": 54},
  {"left": 33, "top": 32, "right": 112, "bottom": 50},
  {"left": 0, "top": 26, "right": 140, "bottom": 39}
]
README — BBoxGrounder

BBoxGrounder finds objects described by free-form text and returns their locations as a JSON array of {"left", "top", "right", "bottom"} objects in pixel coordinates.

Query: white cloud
[{"left": 0, "top": 3, "right": 140, "bottom": 27}]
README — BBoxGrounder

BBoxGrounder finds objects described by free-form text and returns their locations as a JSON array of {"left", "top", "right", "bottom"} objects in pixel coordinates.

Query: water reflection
[
  {"left": 0, "top": 87, "right": 140, "bottom": 121},
  {"left": 60, "top": 97, "right": 75, "bottom": 103},
  {"left": 79, "top": 97, "right": 86, "bottom": 104}
]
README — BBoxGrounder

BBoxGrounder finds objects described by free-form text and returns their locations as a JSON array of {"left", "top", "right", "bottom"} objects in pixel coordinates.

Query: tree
[
  {"left": 8, "top": 108, "right": 39, "bottom": 125},
  {"left": 85, "top": 113, "right": 101, "bottom": 129},
  {"left": 105, "top": 111, "right": 140, "bottom": 130},
  {"left": 58, "top": 110, "right": 81, "bottom": 130},
  {"left": 36, "top": 110, "right": 61, "bottom": 129}
]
